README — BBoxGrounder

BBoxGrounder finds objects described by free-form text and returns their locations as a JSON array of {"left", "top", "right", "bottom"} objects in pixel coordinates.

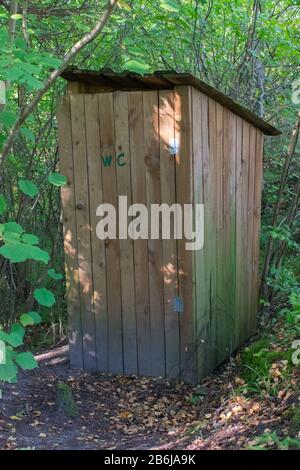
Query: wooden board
[
  {"left": 247, "top": 125, "right": 257, "bottom": 336},
  {"left": 191, "top": 89, "right": 206, "bottom": 378},
  {"left": 128, "top": 92, "right": 151, "bottom": 376},
  {"left": 235, "top": 117, "right": 243, "bottom": 348},
  {"left": 252, "top": 130, "right": 264, "bottom": 326},
  {"left": 57, "top": 96, "right": 83, "bottom": 369},
  {"left": 159, "top": 90, "right": 180, "bottom": 379},
  {"left": 215, "top": 102, "right": 225, "bottom": 364},
  {"left": 174, "top": 86, "right": 196, "bottom": 383},
  {"left": 114, "top": 91, "right": 138, "bottom": 374},
  {"left": 207, "top": 97, "right": 218, "bottom": 369},
  {"left": 240, "top": 121, "right": 250, "bottom": 343},
  {"left": 84, "top": 93, "right": 108, "bottom": 371},
  {"left": 144, "top": 91, "right": 165, "bottom": 377},
  {"left": 98, "top": 93, "right": 123, "bottom": 374},
  {"left": 69, "top": 94, "right": 96, "bottom": 371}
]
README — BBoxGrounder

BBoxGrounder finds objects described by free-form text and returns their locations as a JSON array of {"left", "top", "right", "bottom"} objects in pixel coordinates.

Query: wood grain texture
[
  {"left": 175, "top": 86, "right": 197, "bottom": 383},
  {"left": 144, "top": 91, "right": 165, "bottom": 377},
  {"left": 114, "top": 91, "right": 138, "bottom": 374},
  {"left": 99, "top": 93, "right": 123, "bottom": 374},
  {"left": 159, "top": 89, "right": 180, "bottom": 379},
  {"left": 128, "top": 92, "right": 151, "bottom": 376},
  {"left": 84, "top": 94, "right": 108, "bottom": 371},
  {"left": 57, "top": 96, "right": 83, "bottom": 369},
  {"left": 70, "top": 94, "right": 96, "bottom": 371}
]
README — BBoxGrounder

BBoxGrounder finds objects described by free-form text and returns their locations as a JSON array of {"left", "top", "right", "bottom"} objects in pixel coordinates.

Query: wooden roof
[{"left": 61, "top": 70, "right": 280, "bottom": 136}]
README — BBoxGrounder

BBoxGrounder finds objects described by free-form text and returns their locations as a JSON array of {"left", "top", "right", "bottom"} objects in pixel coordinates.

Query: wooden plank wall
[
  {"left": 58, "top": 86, "right": 264, "bottom": 381},
  {"left": 192, "top": 90, "right": 264, "bottom": 377},
  {"left": 159, "top": 90, "right": 180, "bottom": 379}
]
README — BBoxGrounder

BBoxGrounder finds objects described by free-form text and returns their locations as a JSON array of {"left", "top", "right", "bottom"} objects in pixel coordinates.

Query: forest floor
[{"left": 0, "top": 318, "right": 300, "bottom": 450}]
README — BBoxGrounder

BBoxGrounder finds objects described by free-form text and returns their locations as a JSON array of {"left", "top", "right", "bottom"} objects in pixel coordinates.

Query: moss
[
  {"left": 240, "top": 337, "right": 290, "bottom": 386},
  {"left": 289, "top": 406, "right": 300, "bottom": 434},
  {"left": 56, "top": 383, "right": 78, "bottom": 418}
]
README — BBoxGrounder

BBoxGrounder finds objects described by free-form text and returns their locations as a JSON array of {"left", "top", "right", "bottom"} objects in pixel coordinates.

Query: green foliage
[
  {"left": 287, "top": 406, "right": 300, "bottom": 434},
  {"left": 0, "top": 195, "right": 7, "bottom": 215},
  {"left": 20, "top": 311, "right": 42, "bottom": 327},
  {"left": 15, "top": 352, "right": 37, "bottom": 370},
  {"left": 18, "top": 179, "right": 39, "bottom": 198},
  {"left": 48, "top": 173, "right": 67, "bottom": 187},
  {"left": 160, "top": 0, "right": 180, "bottom": 13},
  {"left": 248, "top": 431, "right": 300, "bottom": 450},
  {"left": 33, "top": 288, "right": 56, "bottom": 307},
  {"left": 48, "top": 269, "right": 63, "bottom": 280},
  {"left": 124, "top": 59, "right": 150, "bottom": 74},
  {"left": 240, "top": 338, "right": 291, "bottom": 395},
  {"left": 57, "top": 383, "right": 78, "bottom": 418},
  {"left": 0, "top": 220, "right": 49, "bottom": 263}
]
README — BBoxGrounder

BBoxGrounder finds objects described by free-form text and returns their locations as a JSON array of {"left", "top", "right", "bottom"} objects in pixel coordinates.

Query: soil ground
[{"left": 1, "top": 351, "right": 298, "bottom": 450}]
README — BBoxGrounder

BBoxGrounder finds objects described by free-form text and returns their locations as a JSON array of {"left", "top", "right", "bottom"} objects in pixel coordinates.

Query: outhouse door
[{"left": 58, "top": 87, "right": 195, "bottom": 379}]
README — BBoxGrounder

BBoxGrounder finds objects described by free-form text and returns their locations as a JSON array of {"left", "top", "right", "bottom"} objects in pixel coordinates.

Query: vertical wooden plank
[
  {"left": 208, "top": 97, "right": 218, "bottom": 369},
  {"left": 159, "top": 90, "right": 180, "bottom": 379},
  {"left": 114, "top": 91, "right": 138, "bottom": 375},
  {"left": 70, "top": 94, "right": 96, "bottom": 371},
  {"left": 215, "top": 102, "right": 225, "bottom": 364},
  {"left": 228, "top": 111, "right": 237, "bottom": 353},
  {"left": 247, "top": 125, "right": 258, "bottom": 335},
  {"left": 98, "top": 93, "right": 123, "bottom": 374},
  {"left": 128, "top": 92, "right": 151, "bottom": 376},
  {"left": 192, "top": 89, "right": 206, "bottom": 380},
  {"left": 247, "top": 125, "right": 256, "bottom": 336},
  {"left": 175, "top": 86, "right": 196, "bottom": 383},
  {"left": 219, "top": 108, "right": 233, "bottom": 362},
  {"left": 144, "top": 91, "right": 165, "bottom": 377},
  {"left": 252, "top": 130, "right": 264, "bottom": 329},
  {"left": 202, "top": 93, "right": 216, "bottom": 373},
  {"left": 84, "top": 94, "right": 108, "bottom": 371},
  {"left": 240, "top": 121, "right": 250, "bottom": 343},
  {"left": 57, "top": 96, "right": 83, "bottom": 369},
  {"left": 235, "top": 117, "right": 243, "bottom": 348}
]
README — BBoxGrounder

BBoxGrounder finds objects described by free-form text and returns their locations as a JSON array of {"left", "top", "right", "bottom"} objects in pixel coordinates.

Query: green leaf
[
  {"left": 28, "top": 311, "right": 42, "bottom": 325},
  {"left": 10, "top": 13, "right": 23, "bottom": 20},
  {"left": 124, "top": 60, "right": 150, "bottom": 74},
  {"left": 3, "top": 231, "right": 21, "bottom": 243},
  {"left": 0, "top": 244, "right": 27, "bottom": 262},
  {"left": 0, "top": 324, "right": 24, "bottom": 347},
  {"left": 160, "top": 0, "right": 180, "bottom": 13},
  {"left": 48, "top": 268, "right": 63, "bottom": 280},
  {"left": 25, "top": 245, "right": 49, "bottom": 264},
  {"left": 3, "top": 221, "right": 23, "bottom": 234},
  {"left": 48, "top": 173, "right": 67, "bottom": 187},
  {"left": 20, "top": 313, "right": 35, "bottom": 327},
  {"left": 0, "top": 361, "right": 18, "bottom": 382},
  {"left": 19, "top": 62, "right": 41, "bottom": 75},
  {"left": 0, "top": 195, "right": 7, "bottom": 215},
  {"left": 0, "top": 110, "right": 16, "bottom": 128},
  {"left": 117, "top": 0, "right": 131, "bottom": 10},
  {"left": 34, "top": 288, "right": 56, "bottom": 307},
  {"left": 20, "top": 311, "right": 41, "bottom": 327},
  {"left": 11, "top": 323, "right": 25, "bottom": 340},
  {"left": 21, "top": 233, "right": 39, "bottom": 245},
  {"left": 21, "top": 127, "right": 35, "bottom": 142},
  {"left": 18, "top": 179, "right": 39, "bottom": 197},
  {"left": 15, "top": 352, "right": 37, "bottom": 370}
]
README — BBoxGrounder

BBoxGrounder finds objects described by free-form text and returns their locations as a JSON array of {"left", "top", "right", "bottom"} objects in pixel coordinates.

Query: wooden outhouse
[{"left": 57, "top": 70, "right": 280, "bottom": 383}]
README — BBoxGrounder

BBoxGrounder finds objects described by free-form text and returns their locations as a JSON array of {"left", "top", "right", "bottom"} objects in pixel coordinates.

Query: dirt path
[
  {"left": 0, "top": 356, "right": 297, "bottom": 450},
  {"left": 0, "top": 364, "right": 202, "bottom": 450}
]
